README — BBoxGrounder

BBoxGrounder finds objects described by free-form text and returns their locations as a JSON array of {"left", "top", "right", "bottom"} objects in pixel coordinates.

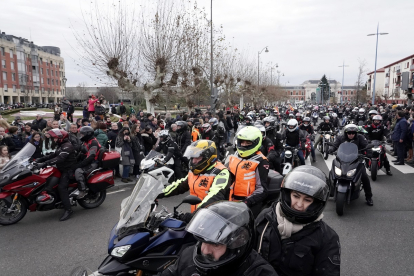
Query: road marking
[
  {"left": 107, "top": 189, "right": 126, "bottom": 195},
  {"left": 386, "top": 153, "right": 414, "bottom": 174}
]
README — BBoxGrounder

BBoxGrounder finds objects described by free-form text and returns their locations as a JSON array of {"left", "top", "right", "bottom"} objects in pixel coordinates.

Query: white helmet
[
  {"left": 359, "top": 108, "right": 365, "bottom": 114},
  {"left": 332, "top": 113, "right": 338, "bottom": 118},
  {"left": 287, "top": 119, "right": 298, "bottom": 132}
]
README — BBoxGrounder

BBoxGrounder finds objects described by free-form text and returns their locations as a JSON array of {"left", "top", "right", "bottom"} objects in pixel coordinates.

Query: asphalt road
[{"left": 2, "top": 126, "right": 414, "bottom": 276}]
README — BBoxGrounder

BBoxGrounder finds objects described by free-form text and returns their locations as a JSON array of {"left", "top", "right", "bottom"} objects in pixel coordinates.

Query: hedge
[{"left": 0, "top": 107, "right": 38, "bottom": 115}]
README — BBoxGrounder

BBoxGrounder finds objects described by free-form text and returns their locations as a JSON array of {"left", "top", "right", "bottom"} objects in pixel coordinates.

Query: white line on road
[{"left": 107, "top": 189, "right": 126, "bottom": 195}]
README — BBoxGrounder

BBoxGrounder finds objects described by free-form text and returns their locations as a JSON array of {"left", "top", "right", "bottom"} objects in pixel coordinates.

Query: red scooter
[{"left": 0, "top": 143, "right": 120, "bottom": 225}]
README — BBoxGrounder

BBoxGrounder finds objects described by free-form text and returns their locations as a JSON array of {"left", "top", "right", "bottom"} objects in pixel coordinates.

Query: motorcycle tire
[
  {"left": 324, "top": 146, "right": 329, "bottom": 160},
  {"left": 336, "top": 192, "right": 346, "bottom": 216},
  {"left": 0, "top": 196, "right": 28, "bottom": 226},
  {"left": 371, "top": 160, "right": 378, "bottom": 181},
  {"left": 78, "top": 190, "right": 107, "bottom": 209}
]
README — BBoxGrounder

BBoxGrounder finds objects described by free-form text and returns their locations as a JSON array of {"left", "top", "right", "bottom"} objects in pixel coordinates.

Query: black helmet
[
  {"left": 280, "top": 166, "right": 330, "bottom": 224},
  {"left": 79, "top": 126, "right": 94, "bottom": 142},
  {"left": 176, "top": 121, "right": 188, "bottom": 133},
  {"left": 186, "top": 201, "right": 254, "bottom": 276}
]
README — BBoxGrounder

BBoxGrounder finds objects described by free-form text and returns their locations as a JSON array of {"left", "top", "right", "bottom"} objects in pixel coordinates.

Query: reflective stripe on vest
[
  {"left": 228, "top": 151, "right": 266, "bottom": 201},
  {"left": 188, "top": 162, "right": 226, "bottom": 212}
]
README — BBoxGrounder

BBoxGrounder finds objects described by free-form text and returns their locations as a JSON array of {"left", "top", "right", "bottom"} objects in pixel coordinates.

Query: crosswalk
[{"left": 312, "top": 151, "right": 414, "bottom": 175}]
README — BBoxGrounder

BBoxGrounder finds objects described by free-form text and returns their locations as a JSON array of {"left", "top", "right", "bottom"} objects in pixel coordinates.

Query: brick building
[{"left": 0, "top": 31, "right": 66, "bottom": 104}]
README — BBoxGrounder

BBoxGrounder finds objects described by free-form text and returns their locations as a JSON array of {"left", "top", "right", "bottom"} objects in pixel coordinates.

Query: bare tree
[
  {"left": 76, "top": 82, "right": 89, "bottom": 101},
  {"left": 355, "top": 59, "right": 368, "bottom": 104},
  {"left": 98, "top": 87, "right": 119, "bottom": 104}
]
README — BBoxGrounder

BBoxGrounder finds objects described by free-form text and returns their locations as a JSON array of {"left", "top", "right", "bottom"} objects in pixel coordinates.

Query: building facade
[
  {"left": 367, "top": 54, "right": 414, "bottom": 104},
  {"left": 0, "top": 31, "right": 65, "bottom": 105}
]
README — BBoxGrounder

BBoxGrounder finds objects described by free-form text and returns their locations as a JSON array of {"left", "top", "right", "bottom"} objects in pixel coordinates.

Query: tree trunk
[
  {"left": 144, "top": 91, "right": 155, "bottom": 115},
  {"left": 239, "top": 94, "right": 244, "bottom": 109}
]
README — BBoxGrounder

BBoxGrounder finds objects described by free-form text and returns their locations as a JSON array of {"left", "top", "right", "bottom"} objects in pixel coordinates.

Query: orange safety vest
[
  {"left": 228, "top": 151, "right": 267, "bottom": 201},
  {"left": 188, "top": 162, "right": 227, "bottom": 212},
  {"left": 191, "top": 128, "right": 201, "bottom": 142}
]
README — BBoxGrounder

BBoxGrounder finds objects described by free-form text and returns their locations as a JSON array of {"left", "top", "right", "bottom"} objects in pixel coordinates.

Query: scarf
[{"left": 275, "top": 202, "right": 323, "bottom": 240}]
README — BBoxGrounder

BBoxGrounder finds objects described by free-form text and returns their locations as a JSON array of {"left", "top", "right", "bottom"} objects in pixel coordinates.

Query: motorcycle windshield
[
  {"left": 144, "top": 150, "right": 163, "bottom": 161},
  {"left": 337, "top": 143, "right": 358, "bottom": 163},
  {"left": 0, "top": 143, "right": 35, "bottom": 175},
  {"left": 116, "top": 174, "right": 164, "bottom": 233}
]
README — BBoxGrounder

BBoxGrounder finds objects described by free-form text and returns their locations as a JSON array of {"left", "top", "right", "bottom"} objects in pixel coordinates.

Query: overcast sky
[{"left": 1, "top": 0, "right": 413, "bottom": 87}]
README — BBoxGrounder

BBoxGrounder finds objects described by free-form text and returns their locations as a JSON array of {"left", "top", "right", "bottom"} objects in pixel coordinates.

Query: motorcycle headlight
[
  {"left": 334, "top": 166, "right": 341, "bottom": 176},
  {"left": 111, "top": 245, "right": 131, "bottom": 258},
  {"left": 346, "top": 169, "right": 356, "bottom": 177},
  {"left": 325, "top": 134, "right": 331, "bottom": 139},
  {"left": 285, "top": 150, "right": 292, "bottom": 158},
  {"left": 372, "top": 147, "right": 381, "bottom": 152}
]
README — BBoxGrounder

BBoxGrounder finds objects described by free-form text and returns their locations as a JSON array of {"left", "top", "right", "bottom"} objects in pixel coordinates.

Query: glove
[
  {"left": 244, "top": 199, "right": 253, "bottom": 208},
  {"left": 35, "top": 162, "right": 46, "bottom": 169},
  {"left": 156, "top": 193, "right": 165, "bottom": 199},
  {"left": 178, "top": 212, "right": 194, "bottom": 223}
]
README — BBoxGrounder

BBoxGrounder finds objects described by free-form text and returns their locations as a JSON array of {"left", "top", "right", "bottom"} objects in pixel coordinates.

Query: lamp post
[
  {"left": 210, "top": 0, "right": 215, "bottom": 113},
  {"left": 62, "top": 76, "right": 67, "bottom": 100},
  {"left": 270, "top": 63, "right": 278, "bottom": 86},
  {"left": 368, "top": 24, "right": 388, "bottom": 105},
  {"left": 338, "top": 61, "right": 349, "bottom": 105},
  {"left": 258, "top": 46, "right": 269, "bottom": 89}
]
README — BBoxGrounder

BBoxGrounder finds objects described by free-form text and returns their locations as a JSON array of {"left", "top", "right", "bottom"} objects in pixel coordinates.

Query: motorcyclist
[
  {"left": 256, "top": 125, "right": 282, "bottom": 174},
  {"left": 255, "top": 166, "right": 340, "bottom": 276},
  {"left": 209, "top": 118, "right": 226, "bottom": 160},
  {"left": 281, "top": 119, "right": 307, "bottom": 165},
  {"left": 161, "top": 201, "right": 278, "bottom": 276},
  {"left": 356, "top": 108, "right": 366, "bottom": 124},
  {"left": 74, "top": 126, "right": 101, "bottom": 200},
  {"left": 34, "top": 129, "right": 77, "bottom": 221},
  {"left": 244, "top": 116, "right": 253, "bottom": 126},
  {"left": 314, "top": 116, "right": 335, "bottom": 149},
  {"left": 227, "top": 126, "right": 270, "bottom": 216},
  {"left": 175, "top": 121, "right": 192, "bottom": 155},
  {"left": 299, "top": 117, "right": 316, "bottom": 162},
  {"left": 158, "top": 140, "right": 232, "bottom": 222},
  {"left": 330, "top": 124, "right": 374, "bottom": 206},
  {"left": 155, "top": 130, "right": 184, "bottom": 179},
  {"left": 191, "top": 121, "right": 202, "bottom": 142},
  {"left": 365, "top": 115, "right": 392, "bottom": 176},
  {"left": 365, "top": 110, "right": 379, "bottom": 126},
  {"left": 330, "top": 113, "right": 340, "bottom": 129},
  {"left": 295, "top": 113, "right": 303, "bottom": 125}
]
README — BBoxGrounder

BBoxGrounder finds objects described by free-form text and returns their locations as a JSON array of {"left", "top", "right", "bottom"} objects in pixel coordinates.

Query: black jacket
[
  {"left": 141, "top": 132, "right": 157, "bottom": 154},
  {"left": 226, "top": 115, "right": 234, "bottom": 130},
  {"left": 177, "top": 131, "right": 191, "bottom": 154},
  {"left": 255, "top": 204, "right": 340, "bottom": 276},
  {"left": 155, "top": 139, "right": 182, "bottom": 162},
  {"left": 107, "top": 130, "right": 119, "bottom": 150},
  {"left": 331, "top": 133, "right": 368, "bottom": 152},
  {"left": 365, "top": 124, "right": 388, "bottom": 141},
  {"left": 0, "top": 136, "right": 15, "bottom": 152},
  {"left": 95, "top": 105, "right": 106, "bottom": 116},
  {"left": 31, "top": 118, "right": 47, "bottom": 132},
  {"left": 316, "top": 122, "right": 334, "bottom": 132},
  {"left": 161, "top": 246, "right": 278, "bottom": 276},
  {"left": 119, "top": 105, "right": 127, "bottom": 114},
  {"left": 68, "top": 132, "right": 81, "bottom": 152},
  {"left": 37, "top": 140, "right": 77, "bottom": 171}
]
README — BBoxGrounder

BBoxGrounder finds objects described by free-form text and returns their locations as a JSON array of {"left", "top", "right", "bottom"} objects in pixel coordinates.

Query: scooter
[
  {"left": 0, "top": 143, "right": 120, "bottom": 225},
  {"left": 329, "top": 142, "right": 373, "bottom": 216}
]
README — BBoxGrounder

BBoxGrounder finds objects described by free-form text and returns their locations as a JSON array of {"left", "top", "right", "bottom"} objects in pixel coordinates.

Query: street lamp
[
  {"left": 338, "top": 61, "right": 349, "bottom": 105},
  {"left": 62, "top": 76, "right": 67, "bottom": 100},
  {"left": 368, "top": 24, "right": 388, "bottom": 105},
  {"left": 270, "top": 63, "right": 278, "bottom": 86},
  {"left": 258, "top": 46, "right": 269, "bottom": 89}
]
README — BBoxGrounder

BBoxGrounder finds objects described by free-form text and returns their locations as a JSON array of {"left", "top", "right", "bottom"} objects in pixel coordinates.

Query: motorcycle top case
[
  {"left": 101, "top": 151, "right": 121, "bottom": 169},
  {"left": 267, "top": 170, "right": 283, "bottom": 200}
]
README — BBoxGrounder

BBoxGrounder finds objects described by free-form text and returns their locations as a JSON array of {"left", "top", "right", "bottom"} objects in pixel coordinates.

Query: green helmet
[{"left": 236, "top": 126, "right": 263, "bottom": 158}]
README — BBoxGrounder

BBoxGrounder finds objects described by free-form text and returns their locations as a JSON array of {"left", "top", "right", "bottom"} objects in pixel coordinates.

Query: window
[
  {"left": 41, "top": 78, "right": 44, "bottom": 84},
  {"left": 0, "top": 47, "right": 4, "bottom": 56},
  {"left": 351, "top": 91, "right": 353, "bottom": 95},
  {"left": 2, "top": 60, "right": 6, "bottom": 68},
  {"left": 51, "top": 70, "right": 54, "bottom": 76},
  {"left": 3, "top": 84, "right": 7, "bottom": 91},
  {"left": 52, "top": 79, "right": 54, "bottom": 85},
  {"left": 290, "top": 91, "right": 293, "bottom": 96},
  {"left": 10, "top": 61, "right": 14, "bottom": 69},
  {"left": 2, "top": 72, "right": 7, "bottom": 80},
  {"left": 50, "top": 61, "right": 53, "bottom": 66},
  {"left": 12, "top": 73, "right": 15, "bottom": 81},
  {"left": 47, "top": 78, "right": 50, "bottom": 85},
  {"left": 35, "top": 87, "right": 39, "bottom": 93},
  {"left": 10, "top": 49, "right": 14, "bottom": 57},
  {"left": 41, "top": 68, "right": 43, "bottom": 74},
  {"left": 40, "top": 57, "right": 43, "bottom": 64},
  {"left": 13, "top": 85, "right": 16, "bottom": 92},
  {"left": 47, "top": 69, "right": 49, "bottom": 75},
  {"left": 42, "top": 88, "right": 44, "bottom": 93},
  {"left": 53, "top": 89, "right": 55, "bottom": 94}
]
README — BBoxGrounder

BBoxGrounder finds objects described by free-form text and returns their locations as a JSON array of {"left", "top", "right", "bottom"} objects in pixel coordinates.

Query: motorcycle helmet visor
[{"left": 186, "top": 208, "right": 249, "bottom": 249}]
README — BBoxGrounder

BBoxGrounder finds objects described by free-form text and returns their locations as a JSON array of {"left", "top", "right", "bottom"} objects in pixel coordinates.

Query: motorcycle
[
  {"left": 312, "top": 113, "right": 319, "bottom": 126},
  {"left": 140, "top": 150, "right": 176, "bottom": 184},
  {"left": 0, "top": 143, "right": 120, "bottom": 225},
  {"left": 317, "top": 131, "right": 335, "bottom": 160},
  {"left": 281, "top": 145, "right": 300, "bottom": 175},
  {"left": 303, "top": 134, "right": 312, "bottom": 160},
  {"left": 365, "top": 140, "right": 385, "bottom": 181},
  {"left": 97, "top": 172, "right": 201, "bottom": 275},
  {"left": 329, "top": 142, "right": 373, "bottom": 216}
]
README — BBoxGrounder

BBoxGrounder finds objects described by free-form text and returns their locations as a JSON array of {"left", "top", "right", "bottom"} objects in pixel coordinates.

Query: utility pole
[
  {"left": 338, "top": 61, "right": 349, "bottom": 104},
  {"left": 210, "top": 0, "right": 215, "bottom": 114}
]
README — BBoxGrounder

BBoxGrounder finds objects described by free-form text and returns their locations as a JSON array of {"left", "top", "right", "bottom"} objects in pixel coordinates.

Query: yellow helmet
[{"left": 184, "top": 140, "right": 217, "bottom": 175}]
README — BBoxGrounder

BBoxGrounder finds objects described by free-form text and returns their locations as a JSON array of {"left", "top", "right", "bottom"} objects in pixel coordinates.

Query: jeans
[
  {"left": 122, "top": 165, "right": 131, "bottom": 178},
  {"left": 297, "top": 149, "right": 305, "bottom": 165},
  {"left": 226, "top": 130, "right": 231, "bottom": 144}
]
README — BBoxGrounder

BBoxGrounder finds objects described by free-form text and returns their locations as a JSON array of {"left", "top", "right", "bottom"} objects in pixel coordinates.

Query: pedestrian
[
  {"left": 8, "top": 126, "right": 23, "bottom": 154},
  {"left": 131, "top": 124, "right": 144, "bottom": 178},
  {"left": 0, "top": 127, "right": 15, "bottom": 153},
  {"left": 0, "top": 145, "right": 10, "bottom": 169},
  {"left": 119, "top": 102, "right": 126, "bottom": 114},
  {"left": 94, "top": 122, "right": 108, "bottom": 148},
  {"left": 29, "top": 132, "right": 44, "bottom": 160},
  {"left": 391, "top": 111, "right": 408, "bottom": 165},
  {"left": 42, "top": 129, "right": 57, "bottom": 156},
  {"left": 88, "top": 95, "right": 99, "bottom": 117},
  {"left": 141, "top": 126, "right": 157, "bottom": 155},
  {"left": 32, "top": 114, "right": 47, "bottom": 131},
  {"left": 83, "top": 105, "right": 89, "bottom": 119},
  {"left": 54, "top": 104, "right": 61, "bottom": 120},
  {"left": 115, "top": 127, "right": 135, "bottom": 183}
]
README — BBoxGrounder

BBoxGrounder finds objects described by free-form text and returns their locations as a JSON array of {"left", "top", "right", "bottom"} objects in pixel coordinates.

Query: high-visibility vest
[
  {"left": 228, "top": 152, "right": 266, "bottom": 201},
  {"left": 191, "top": 128, "right": 201, "bottom": 142},
  {"left": 188, "top": 162, "right": 227, "bottom": 212}
]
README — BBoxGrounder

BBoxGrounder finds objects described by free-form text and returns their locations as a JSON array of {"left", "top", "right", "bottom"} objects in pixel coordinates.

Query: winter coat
[
  {"left": 30, "top": 142, "right": 44, "bottom": 160},
  {"left": 255, "top": 204, "right": 340, "bottom": 276},
  {"left": 141, "top": 132, "right": 157, "bottom": 154},
  {"left": 391, "top": 117, "right": 408, "bottom": 142},
  {"left": 10, "top": 134, "right": 24, "bottom": 152},
  {"left": 31, "top": 118, "right": 47, "bottom": 132},
  {"left": 0, "top": 135, "right": 16, "bottom": 152},
  {"left": 331, "top": 133, "right": 368, "bottom": 152},
  {"left": 88, "top": 98, "right": 98, "bottom": 112},
  {"left": 115, "top": 136, "right": 134, "bottom": 166},
  {"left": 119, "top": 105, "right": 126, "bottom": 114},
  {"left": 94, "top": 129, "right": 108, "bottom": 148},
  {"left": 95, "top": 105, "right": 106, "bottom": 116},
  {"left": 107, "top": 130, "right": 119, "bottom": 150}
]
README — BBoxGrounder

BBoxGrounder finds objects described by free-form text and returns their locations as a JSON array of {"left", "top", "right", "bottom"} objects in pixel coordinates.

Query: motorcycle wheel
[
  {"left": 371, "top": 160, "right": 378, "bottom": 181},
  {"left": 0, "top": 197, "right": 28, "bottom": 226},
  {"left": 324, "top": 145, "right": 329, "bottom": 160},
  {"left": 78, "top": 190, "right": 107, "bottom": 209},
  {"left": 336, "top": 192, "right": 346, "bottom": 216}
]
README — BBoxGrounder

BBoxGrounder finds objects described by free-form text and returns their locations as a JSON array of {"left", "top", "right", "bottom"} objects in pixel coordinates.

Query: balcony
[
  {"left": 396, "top": 81, "right": 401, "bottom": 87},
  {"left": 396, "top": 69, "right": 401, "bottom": 75},
  {"left": 386, "top": 72, "right": 390, "bottom": 77}
]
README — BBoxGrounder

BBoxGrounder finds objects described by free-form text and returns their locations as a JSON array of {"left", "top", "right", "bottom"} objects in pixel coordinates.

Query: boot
[
  {"left": 59, "top": 209, "right": 73, "bottom": 221},
  {"left": 366, "top": 197, "right": 374, "bottom": 206},
  {"left": 76, "top": 180, "right": 88, "bottom": 199}
]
